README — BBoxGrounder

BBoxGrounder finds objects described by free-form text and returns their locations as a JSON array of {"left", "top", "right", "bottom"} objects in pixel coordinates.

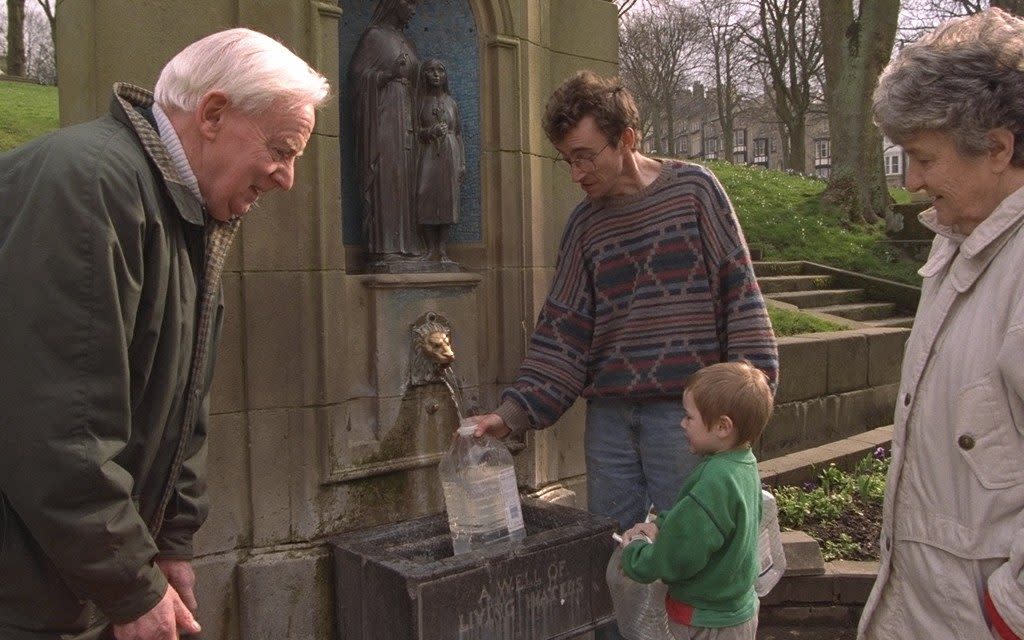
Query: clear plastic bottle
[
  {"left": 755, "top": 489, "right": 787, "bottom": 597},
  {"left": 606, "top": 546, "right": 672, "bottom": 640},
  {"left": 439, "top": 423, "right": 526, "bottom": 555}
]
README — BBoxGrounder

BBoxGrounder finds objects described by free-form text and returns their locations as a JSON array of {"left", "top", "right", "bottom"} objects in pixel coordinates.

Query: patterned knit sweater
[{"left": 494, "top": 161, "right": 779, "bottom": 436}]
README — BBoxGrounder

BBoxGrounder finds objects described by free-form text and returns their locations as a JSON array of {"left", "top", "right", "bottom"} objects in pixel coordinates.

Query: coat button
[
  {"left": 903, "top": 393, "right": 911, "bottom": 406},
  {"left": 958, "top": 434, "right": 976, "bottom": 450}
]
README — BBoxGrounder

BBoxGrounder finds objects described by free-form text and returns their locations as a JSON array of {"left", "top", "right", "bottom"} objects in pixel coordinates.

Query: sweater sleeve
[
  {"left": 694, "top": 167, "right": 779, "bottom": 389},
  {"left": 497, "top": 210, "right": 595, "bottom": 435},
  {"left": 0, "top": 136, "right": 167, "bottom": 622},
  {"left": 620, "top": 493, "right": 726, "bottom": 585}
]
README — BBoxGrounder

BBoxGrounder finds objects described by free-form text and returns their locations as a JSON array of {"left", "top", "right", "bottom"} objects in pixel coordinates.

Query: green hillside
[
  {"left": 703, "top": 160, "right": 923, "bottom": 286},
  {"left": 0, "top": 79, "right": 59, "bottom": 152}
]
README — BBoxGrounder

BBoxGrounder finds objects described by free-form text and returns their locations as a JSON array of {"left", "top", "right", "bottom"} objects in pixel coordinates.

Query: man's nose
[
  {"left": 570, "top": 163, "right": 586, "bottom": 182},
  {"left": 273, "top": 159, "right": 296, "bottom": 190}
]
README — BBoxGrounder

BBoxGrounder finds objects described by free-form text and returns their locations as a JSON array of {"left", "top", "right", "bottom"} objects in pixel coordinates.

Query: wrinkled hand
[
  {"left": 156, "top": 559, "right": 197, "bottom": 614},
  {"left": 112, "top": 583, "right": 200, "bottom": 640},
  {"left": 465, "top": 413, "right": 510, "bottom": 440},
  {"left": 621, "top": 522, "right": 659, "bottom": 546}
]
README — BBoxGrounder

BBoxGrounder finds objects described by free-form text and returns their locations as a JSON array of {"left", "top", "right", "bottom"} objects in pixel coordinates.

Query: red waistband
[
  {"left": 985, "top": 589, "right": 1022, "bottom": 640},
  {"left": 664, "top": 593, "right": 695, "bottom": 625}
]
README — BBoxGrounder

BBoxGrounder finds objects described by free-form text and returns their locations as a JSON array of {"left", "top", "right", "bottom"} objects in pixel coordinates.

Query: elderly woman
[{"left": 859, "top": 8, "right": 1024, "bottom": 640}]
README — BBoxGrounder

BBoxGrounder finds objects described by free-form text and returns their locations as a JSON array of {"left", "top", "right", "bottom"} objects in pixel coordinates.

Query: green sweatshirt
[{"left": 620, "top": 447, "right": 761, "bottom": 628}]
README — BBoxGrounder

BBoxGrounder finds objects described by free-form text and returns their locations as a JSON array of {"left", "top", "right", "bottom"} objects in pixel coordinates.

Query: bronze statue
[
  {"left": 416, "top": 59, "right": 465, "bottom": 264},
  {"left": 349, "top": 0, "right": 422, "bottom": 268}
]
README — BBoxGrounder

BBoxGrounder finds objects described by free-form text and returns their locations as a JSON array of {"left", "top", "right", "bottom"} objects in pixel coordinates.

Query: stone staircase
[{"left": 755, "top": 261, "right": 916, "bottom": 329}]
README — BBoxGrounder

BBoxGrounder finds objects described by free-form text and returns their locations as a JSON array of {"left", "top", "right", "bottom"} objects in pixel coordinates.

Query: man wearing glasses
[{"left": 469, "top": 70, "right": 777, "bottom": 639}]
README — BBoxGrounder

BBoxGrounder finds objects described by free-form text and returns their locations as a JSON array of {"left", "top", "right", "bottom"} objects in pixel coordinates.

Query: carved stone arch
[{"left": 465, "top": 0, "right": 514, "bottom": 35}]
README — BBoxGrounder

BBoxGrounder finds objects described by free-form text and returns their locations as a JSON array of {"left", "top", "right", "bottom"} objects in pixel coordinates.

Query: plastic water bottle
[
  {"left": 439, "top": 423, "right": 526, "bottom": 555},
  {"left": 606, "top": 546, "right": 673, "bottom": 640},
  {"left": 755, "top": 489, "right": 787, "bottom": 597}
]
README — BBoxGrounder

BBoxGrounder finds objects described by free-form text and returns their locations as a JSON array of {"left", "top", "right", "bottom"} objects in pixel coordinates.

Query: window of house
[
  {"left": 884, "top": 153, "right": 902, "bottom": 176},
  {"left": 704, "top": 136, "right": 719, "bottom": 160},
  {"left": 753, "top": 138, "right": 768, "bottom": 164},
  {"left": 814, "top": 138, "right": 831, "bottom": 167},
  {"left": 733, "top": 129, "right": 746, "bottom": 150}
]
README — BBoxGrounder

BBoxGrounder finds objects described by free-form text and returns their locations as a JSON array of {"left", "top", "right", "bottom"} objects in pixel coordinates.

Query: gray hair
[
  {"left": 154, "top": 28, "right": 330, "bottom": 115},
  {"left": 873, "top": 7, "right": 1024, "bottom": 165}
]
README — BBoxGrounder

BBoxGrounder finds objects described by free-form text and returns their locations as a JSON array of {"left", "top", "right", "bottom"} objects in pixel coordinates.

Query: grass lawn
[
  {"left": 703, "top": 160, "right": 924, "bottom": 286},
  {"left": 0, "top": 79, "right": 59, "bottom": 153},
  {"left": 769, "top": 306, "right": 850, "bottom": 337}
]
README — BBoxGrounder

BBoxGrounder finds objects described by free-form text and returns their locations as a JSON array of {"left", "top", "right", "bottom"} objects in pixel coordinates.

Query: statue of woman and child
[{"left": 350, "top": 0, "right": 466, "bottom": 272}]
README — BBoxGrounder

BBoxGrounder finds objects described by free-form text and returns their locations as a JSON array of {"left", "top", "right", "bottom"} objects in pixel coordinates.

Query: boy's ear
[{"left": 714, "top": 415, "right": 735, "bottom": 440}]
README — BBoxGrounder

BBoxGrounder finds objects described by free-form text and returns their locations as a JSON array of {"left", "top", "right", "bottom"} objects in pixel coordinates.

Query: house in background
[{"left": 645, "top": 84, "right": 908, "bottom": 189}]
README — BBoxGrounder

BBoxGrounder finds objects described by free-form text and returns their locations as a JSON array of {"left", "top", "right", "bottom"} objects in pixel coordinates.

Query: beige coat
[{"left": 858, "top": 187, "right": 1024, "bottom": 637}]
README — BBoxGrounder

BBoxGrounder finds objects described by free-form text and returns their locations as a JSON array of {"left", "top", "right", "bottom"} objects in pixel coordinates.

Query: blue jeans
[{"left": 586, "top": 398, "right": 701, "bottom": 640}]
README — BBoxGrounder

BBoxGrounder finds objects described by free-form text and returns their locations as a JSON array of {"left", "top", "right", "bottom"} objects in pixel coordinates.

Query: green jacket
[
  {"left": 0, "top": 85, "right": 233, "bottom": 636},
  {"left": 621, "top": 447, "right": 761, "bottom": 628}
]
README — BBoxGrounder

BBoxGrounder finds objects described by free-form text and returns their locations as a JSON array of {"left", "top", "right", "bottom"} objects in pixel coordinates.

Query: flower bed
[{"left": 772, "top": 448, "right": 889, "bottom": 562}]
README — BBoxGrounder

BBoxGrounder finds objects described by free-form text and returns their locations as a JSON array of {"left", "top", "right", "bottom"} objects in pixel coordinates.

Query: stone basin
[{"left": 330, "top": 498, "right": 616, "bottom": 639}]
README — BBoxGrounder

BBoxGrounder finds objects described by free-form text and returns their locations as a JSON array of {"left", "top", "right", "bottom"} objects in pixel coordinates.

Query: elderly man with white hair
[{"left": 0, "top": 29, "right": 329, "bottom": 640}]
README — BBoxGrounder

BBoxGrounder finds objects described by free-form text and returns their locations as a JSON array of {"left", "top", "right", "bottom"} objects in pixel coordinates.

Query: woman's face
[{"left": 902, "top": 129, "right": 1008, "bottom": 235}]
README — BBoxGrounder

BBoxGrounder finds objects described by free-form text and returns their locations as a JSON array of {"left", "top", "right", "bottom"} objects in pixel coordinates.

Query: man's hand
[
  {"left": 156, "top": 559, "right": 197, "bottom": 613},
  {"left": 465, "top": 413, "right": 510, "bottom": 439},
  {"left": 112, "top": 583, "right": 201, "bottom": 640}
]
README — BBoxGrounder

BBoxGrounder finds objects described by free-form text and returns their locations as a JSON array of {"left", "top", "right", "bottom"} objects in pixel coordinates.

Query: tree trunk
[
  {"left": 788, "top": 119, "right": 806, "bottom": 173},
  {"left": 819, "top": 0, "right": 899, "bottom": 224},
  {"left": 6, "top": 0, "right": 26, "bottom": 77},
  {"left": 991, "top": 0, "right": 1024, "bottom": 15},
  {"left": 664, "top": 95, "right": 676, "bottom": 155},
  {"left": 651, "top": 110, "right": 663, "bottom": 154}
]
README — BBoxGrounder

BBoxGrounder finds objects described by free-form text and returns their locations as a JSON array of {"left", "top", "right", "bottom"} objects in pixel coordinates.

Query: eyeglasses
[{"left": 554, "top": 142, "right": 611, "bottom": 174}]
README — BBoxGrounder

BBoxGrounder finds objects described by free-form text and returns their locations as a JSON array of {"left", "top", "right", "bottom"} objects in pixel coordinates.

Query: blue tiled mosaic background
[{"left": 339, "top": 0, "right": 481, "bottom": 248}]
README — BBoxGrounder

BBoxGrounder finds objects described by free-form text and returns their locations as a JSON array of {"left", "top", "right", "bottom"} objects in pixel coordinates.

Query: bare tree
[
  {"left": 820, "top": 0, "right": 900, "bottom": 225},
  {"left": 696, "top": 0, "right": 751, "bottom": 162},
  {"left": 36, "top": 0, "right": 54, "bottom": 48},
  {"left": 5, "top": 0, "right": 25, "bottom": 76},
  {"left": 23, "top": 4, "right": 52, "bottom": 84},
  {"left": 619, "top": 1, "right": 702, "bottom": 153},
  {"left": 744, "top": 0, "right": 823, "bottom": 172}
]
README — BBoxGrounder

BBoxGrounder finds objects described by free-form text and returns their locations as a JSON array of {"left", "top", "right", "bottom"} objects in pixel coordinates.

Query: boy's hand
[{"left": 622, "top": 522, "right": 659, "bottom": 546}]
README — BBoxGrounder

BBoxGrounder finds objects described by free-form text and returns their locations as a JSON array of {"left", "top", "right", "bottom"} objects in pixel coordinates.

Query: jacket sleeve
[
  {"left": 620, "top": 494, "right": 726, "bottom": 585},
  {"left": 986, "top": 321, "right": 1024, "bottom": 638},
  {"left": 694, "top": 168, "right": 779, "bottom": 389},
  {"left": 154, "top": 292, "right": 223, "bottom": 559},
  {"left": 0, "top": 142, "right": 167, "bottom": 623},
  {"left": 496, "top": 212, "right": 594, "bottom": 435}
]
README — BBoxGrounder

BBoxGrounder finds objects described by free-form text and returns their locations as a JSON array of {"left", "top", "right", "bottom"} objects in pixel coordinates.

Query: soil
[{"left": 796, "top": 496, "right": 882, "bottom": 561}]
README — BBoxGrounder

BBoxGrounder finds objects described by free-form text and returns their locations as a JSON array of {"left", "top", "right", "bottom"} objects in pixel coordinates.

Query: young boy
[{"left": 619, "top": 360, "right": 774, "bottom": 640}]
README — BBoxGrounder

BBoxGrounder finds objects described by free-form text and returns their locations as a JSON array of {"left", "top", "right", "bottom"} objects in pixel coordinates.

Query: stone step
[
  {"left": 863, "top": 315, "right": 915, "bottom": 329},
  {"left": 754, "top": 261, "right": 805, "bottom": 277},
  {"left": 811, "top": 301, "right": 897, "bottom": 321},
  {"left": 757, "top": 275, "right": 836, "bottom": 294},
  {"left": 766, "top": 289, "right": 865, "bottom": 308},
  {"left": 760, "top": 425, "right": 894, "bottom": 488}
]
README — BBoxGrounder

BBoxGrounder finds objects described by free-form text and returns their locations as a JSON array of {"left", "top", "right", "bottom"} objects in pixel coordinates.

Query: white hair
[{"left": 154, "top": 27, "right": 330, "bottom": 115}]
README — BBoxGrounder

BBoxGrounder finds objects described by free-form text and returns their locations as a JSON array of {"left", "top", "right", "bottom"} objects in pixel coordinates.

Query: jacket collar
[
  {"left": 917, "top": 185, "right": 1024, "bottom": 290},
  {"left": 109, "top": 82, "right": 205, "bottom": 226}
]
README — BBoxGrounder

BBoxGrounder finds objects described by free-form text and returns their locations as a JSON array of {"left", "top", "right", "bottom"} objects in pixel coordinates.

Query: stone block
[
  {"left": 782, "top": 530, "right": 825, "bottom": 577},
  {"left": 192, "top": 551, "right": 241, "bottom": 640},
  {"left": 249, "top": 408, "right": 321, "bottom": 546},
  {"left": 827, "top": 561, "right": 879, "bottom": 604},
  {"left": 775, "top": 337, "right": 828, "bottom": 403},
  {"left": 238, "top": 547, "right": 333, "bottom": 640},
  {"left": 211, "top": 272, "right": 245, "bottom": 415},
  {"left": 760, "top": 396, "right": 830, "bottom": 459},
  {"left": 826, "top": 331, "right": 868, "bottom": 394},
  {"left": 194, "top": 412, "right": 251, "bottom": 555},
  {"left": 242, "top": 270, "right": 323, "bottom": 409},
  {"left": 550, "top": 0, "right": 618, "bottom": 63},
  {"left": 833, "top": 384, "right": 899, "bottom": 439},
  {"left": 866, "top": 327, "right": 910, "bottom": 387}
]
